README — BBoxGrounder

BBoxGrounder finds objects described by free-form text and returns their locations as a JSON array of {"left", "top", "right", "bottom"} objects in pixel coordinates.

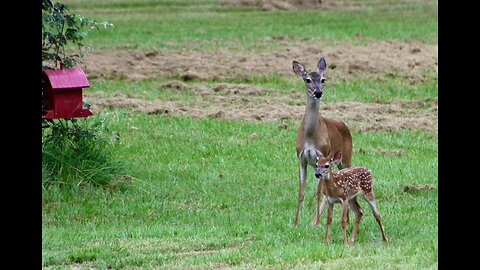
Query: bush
[
  {"left": 42, "top": 0, "right": 112, "bottom": 70},
  {"left": 42, "top": 115, "right": 128, "bottom": 188},
  {"left": 42, "top": 1, "right": 126, "bottom": 189}
]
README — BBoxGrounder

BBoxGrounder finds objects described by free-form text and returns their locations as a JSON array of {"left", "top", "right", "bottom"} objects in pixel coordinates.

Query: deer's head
[
  {"left": 292, "top": 57, "right": 327, "bottom": 99},
  {"left": 315, "top": 149, "right": 341, "bottom": 179}
]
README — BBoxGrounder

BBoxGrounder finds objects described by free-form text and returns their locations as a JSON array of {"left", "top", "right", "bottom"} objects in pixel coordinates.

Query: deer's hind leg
[
  {"left": 341, "top": 199, "right": 350, "bottom": 245},
  {"left": 363, "top": 192, "right": 388, "bottom": 242},
  {"left": 348, "top": 197, "right": 364, "bottom": 244}
]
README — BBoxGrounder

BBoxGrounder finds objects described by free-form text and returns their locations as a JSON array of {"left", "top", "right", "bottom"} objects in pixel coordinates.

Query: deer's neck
[{"left": 304, "top": 96, "right": 321, "bottom": 143}]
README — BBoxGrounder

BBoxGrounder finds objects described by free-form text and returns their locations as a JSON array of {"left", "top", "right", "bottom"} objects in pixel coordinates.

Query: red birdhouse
[{"left": 42, "top": 68, "right": 93, "bottom": 119}]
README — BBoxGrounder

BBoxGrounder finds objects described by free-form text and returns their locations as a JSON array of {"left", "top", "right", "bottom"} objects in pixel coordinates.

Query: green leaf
[
  {"left": 42, "top": 0, "right": 112, "bottom": 70},
  {"left": 63, "top": 58, "right": 74, "bottom": 68}
]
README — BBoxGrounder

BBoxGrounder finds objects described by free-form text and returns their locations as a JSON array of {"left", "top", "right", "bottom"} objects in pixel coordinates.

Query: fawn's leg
[
  {"left": 337, "top": 163, "right": 350, "bottom": 225},
  {"left": 294, "top": 161, "right": 307, "bottom": 227},
  {"left": 348, "top": 197, "right": 364, "bottom": 244},
  {"left": 324, "top": 201, "right": 334, "bottom": 245},
  {"left": 346, "top": 204, "right": 350, "bottom": 225},
  {"left": 341, "top": 199, "right": 349, "bottom": 245},
  {"left": 364, "top": 192, "right": 388, "bottom": 242},
  {"left": 313, "top": 180, "right": 327, "bottom": 226}
]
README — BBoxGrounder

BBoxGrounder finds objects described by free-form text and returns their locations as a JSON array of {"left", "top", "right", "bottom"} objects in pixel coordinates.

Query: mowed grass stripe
[
  {"left": 65, "top": 1, "right": 437, "bottom": 50},
  {"left": 86, "top": 76, "right": 437, "bottom": 103}
]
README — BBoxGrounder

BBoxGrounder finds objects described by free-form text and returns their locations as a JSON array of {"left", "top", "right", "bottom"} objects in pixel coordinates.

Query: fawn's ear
[
  {"left": 317, "top": 57, "right": 327, "bottom": 73},
  {"left": 293, "top": 61, "right": 308, "bottom": 78},
  {"left": 315, "top": 149, "right": 323, "bottom": 160},
  {"left": 331, "top": 150, "right": 342, "bottom": 165}
]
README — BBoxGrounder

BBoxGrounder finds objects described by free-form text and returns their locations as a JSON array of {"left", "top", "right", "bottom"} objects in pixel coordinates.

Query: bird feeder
[{"left": 42, "top": 67, "right": 93, "bottom": 119}]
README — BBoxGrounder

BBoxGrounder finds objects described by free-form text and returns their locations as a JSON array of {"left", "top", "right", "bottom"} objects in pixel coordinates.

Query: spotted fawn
[{"left": 315, "top": 149, "right": 388, "bottom": 245}]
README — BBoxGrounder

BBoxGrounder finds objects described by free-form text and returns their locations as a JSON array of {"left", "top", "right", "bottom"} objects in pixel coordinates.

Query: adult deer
[
  {"left": 315, "top": 150, "right": 388, "bottom": 245},
  {"left": 293, "top": 57, "right": 353, "bottom": 227}
]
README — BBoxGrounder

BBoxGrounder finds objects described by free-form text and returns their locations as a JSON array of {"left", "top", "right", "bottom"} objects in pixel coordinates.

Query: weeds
[{"left": 42, "top": 114, "right": 128, "bottom": 188}]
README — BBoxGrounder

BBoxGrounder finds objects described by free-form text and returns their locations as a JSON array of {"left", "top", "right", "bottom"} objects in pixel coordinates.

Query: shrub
[
  {"left": 42, "top": 114, "right": 128, "bottom": 188},
  {"left": 42, "top": 0, "right": 112, "bottom": 70},
  {"left": 42, "top": 1, "right": 127, "bottom": 188}
]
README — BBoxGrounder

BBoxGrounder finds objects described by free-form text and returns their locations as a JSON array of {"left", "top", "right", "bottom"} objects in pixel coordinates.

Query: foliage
[
  {"left": 42, "top": 0, "right": 112, "bottom": 70},
  {"left": 41, "top": 0, "right": 112, "bottom": 110},
  {"left": 41, "top": 1, "right": 123, "bottom": 188},
  {"left": 42, "top": 114, "right": 126, "bottom": 188}
]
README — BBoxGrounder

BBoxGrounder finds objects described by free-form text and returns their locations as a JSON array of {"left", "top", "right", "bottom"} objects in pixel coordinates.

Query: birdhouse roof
[{"left": 43, "top": 68, "right": 90, "bottom": 89}]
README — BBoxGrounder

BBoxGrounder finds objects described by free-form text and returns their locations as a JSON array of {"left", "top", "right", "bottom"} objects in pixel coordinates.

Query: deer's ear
[
  {"left": 331, "top": 150, "right": 342, "bottom": 165},
  {"left": 317, "top": 57, "right": 327, "bottom": 72},
  {"left": 293, "top": 61, "right": 307, "bottom": 78},
  {"left": 315, "top": 149, "right": 323, "bottom": 160}
]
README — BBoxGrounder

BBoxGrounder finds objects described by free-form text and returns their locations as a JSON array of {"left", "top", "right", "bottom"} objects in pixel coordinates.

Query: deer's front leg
[
  {"left": 341, "top": 199, "right": 350, "bottom": 245},
  {"left": 294, "top": 161, "right": 307, "bottom": 227},
  {"left": 324, "top": 201, "right": 334, "bottom": 245}
]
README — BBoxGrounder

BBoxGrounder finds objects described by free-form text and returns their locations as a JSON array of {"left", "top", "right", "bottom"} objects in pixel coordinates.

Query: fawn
[{"left": 315, "top": 149, "right": 388, "bottom": 245}]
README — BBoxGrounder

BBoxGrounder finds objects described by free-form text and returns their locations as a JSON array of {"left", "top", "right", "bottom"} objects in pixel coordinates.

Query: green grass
[
  {"left": 42, "top": 112, "right": 437, "bottom": 269},
  {"left": 88, "top": 74, "right": 437, "bottom": 104},
  {"left": 42, "top": 116, "right": 129, "bottom": 188},
  {"left": 64, "top": 0, "right": 437, "bottom": 50}
]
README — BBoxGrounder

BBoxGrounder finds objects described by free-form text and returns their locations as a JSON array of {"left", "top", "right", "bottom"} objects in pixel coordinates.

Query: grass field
[{"left": 42, "top": 0, "right": 438, "bottom": 269}]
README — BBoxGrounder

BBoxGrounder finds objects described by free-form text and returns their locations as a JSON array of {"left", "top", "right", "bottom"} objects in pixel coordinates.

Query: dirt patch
[
  {"left": 83, "top": 39, "right": 437, "bottom": 84},
  {"left": 322, "top": 98, "right": 438, "bottom": 132},
  {"left": 84, "top": 82, "right": 437, "bottom": 132},
  {"left": 161, "top": 262, "right": 257, "bottom": 270},
  {"left": 403, "top": 183, "right": 436, "bottom": 192},
  {"left": 357, "top": 148, "right": 407, "bottom": 157},
  {"left": 160, "top": 80, "right": 187, "bottom": 90},
  {"left": 70, "top": 264, "right": 97, "bottom": 270},
  {"left": 172, "top": 246, "right": 230, "bottom": 256},
  {"left": 220, "top": 0, "right": 322, "bottom": 11},
  {"left": 219, "top": 0, "right": 424, "bottom": 11}
]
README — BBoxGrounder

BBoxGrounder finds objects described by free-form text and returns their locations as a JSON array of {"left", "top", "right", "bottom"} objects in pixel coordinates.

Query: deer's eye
[
  {"left": 320, "top": 78, "right": 325, "bottom": 83},
  {"left": 324, "top": 164, "right": 330, "bottom": 169},
  {"left": 304, "top": 78, "right": 312, "bottom": 83}
]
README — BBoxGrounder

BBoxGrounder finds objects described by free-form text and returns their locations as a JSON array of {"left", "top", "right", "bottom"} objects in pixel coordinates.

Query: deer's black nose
[
  {"left": 315, "top": 173, "right": 321, "bottom": 178},
  {"left": 315, "top": 91, "right": 322, "bottom": 99}
]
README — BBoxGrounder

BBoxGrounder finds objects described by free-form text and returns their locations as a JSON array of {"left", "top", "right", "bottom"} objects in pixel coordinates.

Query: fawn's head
[
  {"left": 292, "top": 57, "right": 327, "bottom": 99},
  {"left": 315, "top": 149, "right": 342, "bottom": 179}
]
